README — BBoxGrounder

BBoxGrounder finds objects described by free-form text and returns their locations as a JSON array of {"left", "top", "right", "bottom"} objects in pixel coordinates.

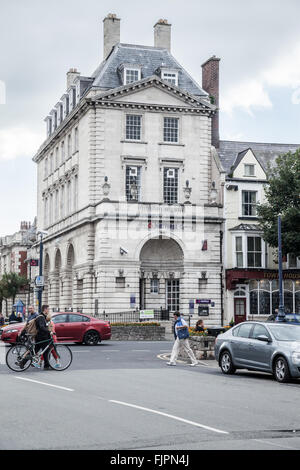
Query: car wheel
[
  {"left": 83, "top": 330, "right": 100, "bottom": 346},
  {"left": 220, "top": 350, "right": 236, "bottom": 375},
  {"left": 274, "top": 356, "right": 290, "bottom": 383}
]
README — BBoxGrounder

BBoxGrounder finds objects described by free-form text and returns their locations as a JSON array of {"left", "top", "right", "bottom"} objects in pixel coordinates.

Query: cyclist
[{"left": 35, "top": 305, "right": 52, "bottom": 369}]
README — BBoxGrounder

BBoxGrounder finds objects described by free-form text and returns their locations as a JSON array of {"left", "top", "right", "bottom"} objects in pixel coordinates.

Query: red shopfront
[{"left": 226, "top": 269, "right": 300, "bottom": 324}]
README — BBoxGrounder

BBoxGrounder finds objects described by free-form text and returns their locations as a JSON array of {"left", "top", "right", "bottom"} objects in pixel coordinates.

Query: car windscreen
[{"left": 268, "top": 324, "right": 300, "bottom": 341}]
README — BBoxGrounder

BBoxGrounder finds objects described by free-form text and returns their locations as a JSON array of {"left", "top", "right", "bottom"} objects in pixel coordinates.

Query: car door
[
  {"left": 52, "top": 314, "right": 70, "bottom": 341},
  {"left": 67, "top": 314, "right": 87, "bottom": 341},
  {"left": 248, "top": 323, "right": 273, "bottom": 371},
  {"left": 232, "top": 323, "right": 254, "bottom": 367}
]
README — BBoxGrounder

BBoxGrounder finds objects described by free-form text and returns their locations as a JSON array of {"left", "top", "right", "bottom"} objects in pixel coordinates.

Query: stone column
[{"left": 82, "top": 271, "right": 94, "bottom": 315}]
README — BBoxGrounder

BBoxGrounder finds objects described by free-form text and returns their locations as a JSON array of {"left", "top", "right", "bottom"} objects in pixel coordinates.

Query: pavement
[{"left": 1, "top": 340, "right": 300, "bottom": 451}]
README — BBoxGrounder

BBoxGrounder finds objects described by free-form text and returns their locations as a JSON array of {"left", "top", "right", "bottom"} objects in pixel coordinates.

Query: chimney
[
  {"left": 154, "top": 19, "right": 171, "bottom": 51},
  {"left": 103, "top": 13, "right": 120, "bottom": 59},
  {"left": 67, "top": 68, "right": 80, "bottom": 89},
  {"left": 201, "top": 56, "right": 220, "bottom": 148}
]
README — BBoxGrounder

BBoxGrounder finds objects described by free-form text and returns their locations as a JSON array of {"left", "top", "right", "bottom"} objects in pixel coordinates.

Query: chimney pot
[{"left": 103, "top": 13, "right": 120, "bottom": 59}]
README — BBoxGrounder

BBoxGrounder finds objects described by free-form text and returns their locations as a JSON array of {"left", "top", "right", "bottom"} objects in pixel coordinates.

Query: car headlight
[
  {"left": 292, "top": 351, "right": 300, "bottom": 364},
  {"left": 5, "top": 329, "right": 18, "bottom": 334}
]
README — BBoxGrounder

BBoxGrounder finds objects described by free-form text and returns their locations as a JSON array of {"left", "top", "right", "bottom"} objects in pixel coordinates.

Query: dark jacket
[{"left": 35, "top": 314, "right": 51, "bottom": 340}]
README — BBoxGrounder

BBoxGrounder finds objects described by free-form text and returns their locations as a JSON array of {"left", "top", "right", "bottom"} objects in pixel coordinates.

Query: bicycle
[{"left": 6, "top": 334, "right": 73, "bottom": 372}]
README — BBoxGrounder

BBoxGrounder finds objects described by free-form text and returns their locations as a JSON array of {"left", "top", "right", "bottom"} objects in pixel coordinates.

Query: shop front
[{"left": 226, "top": 269, "right": 300, "bottom": 323}]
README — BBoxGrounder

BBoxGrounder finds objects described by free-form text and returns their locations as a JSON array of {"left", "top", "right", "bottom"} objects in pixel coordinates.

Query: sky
[{"left": 0, "top": 0, "right": 300, "bottom": 236}]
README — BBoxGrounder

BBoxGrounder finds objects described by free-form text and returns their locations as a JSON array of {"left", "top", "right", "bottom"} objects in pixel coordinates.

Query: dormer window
[
  {"left": 244, "top": 164, "right": 255, "bottom": 177},
  {"left": 161, "top": 70, "right": 178, "bottom": 86},
  {"left": 124, "top": 68, "right": 141, "bottom": 85}
]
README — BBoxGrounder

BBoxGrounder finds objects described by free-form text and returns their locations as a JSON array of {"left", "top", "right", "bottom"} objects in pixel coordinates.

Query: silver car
[{"left": 214, "top": 321, "right": 300, "bottom": 383}]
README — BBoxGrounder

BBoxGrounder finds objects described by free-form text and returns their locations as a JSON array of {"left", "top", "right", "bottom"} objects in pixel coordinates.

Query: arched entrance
[{"left": 139, "top": 237, "right": 184, "bottom": 312}]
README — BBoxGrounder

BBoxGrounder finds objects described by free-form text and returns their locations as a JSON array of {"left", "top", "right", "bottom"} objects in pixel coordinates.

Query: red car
[{"left": 0, "top": 312, "right": 111, "bottom": 346}]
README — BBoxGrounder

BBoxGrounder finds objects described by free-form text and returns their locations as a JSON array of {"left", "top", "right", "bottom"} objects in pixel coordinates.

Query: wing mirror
[{"left": 257, "top": 335, "right": 271, "bottom": 342}]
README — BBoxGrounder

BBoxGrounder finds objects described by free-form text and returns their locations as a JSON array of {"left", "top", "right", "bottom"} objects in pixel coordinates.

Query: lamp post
[
  {"left": 37, "top": 231, "right": 48, "bottom": 314},
  {"left": 277, "top": 215, "right": 285, "bottom": 319}
]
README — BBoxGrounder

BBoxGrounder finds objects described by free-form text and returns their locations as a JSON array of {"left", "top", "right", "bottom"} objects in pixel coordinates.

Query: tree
[
  {"left": 257, "top": 149, "right": 300, "bottom": 258},
  {"left": 0, "top": 273, "right": 29, "bottom": 308}
]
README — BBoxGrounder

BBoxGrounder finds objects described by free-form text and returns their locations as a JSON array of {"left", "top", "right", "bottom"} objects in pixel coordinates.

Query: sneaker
[
  {"left": 54, "top": 363, "right": 61, "bottom": 369},
  {"left": 32, "top": 362, "right": 41, "bottom": 369},
  {"left": 166, "top": 362, "right": 176, "bottom": 366},
  {"left": 190, "top": 362, "right": 198, "bottom": 367}
]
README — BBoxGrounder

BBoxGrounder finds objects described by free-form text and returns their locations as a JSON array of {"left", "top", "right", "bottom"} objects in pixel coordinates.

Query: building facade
[
  {"left": 32, "top": 15, "right": 225, "bottom": 324},
  {"left": 0, "top": 220, "right": 37, "bottom": 314},
  {"left": 219, "top": 141, "right": 300, "bottom": 324}
]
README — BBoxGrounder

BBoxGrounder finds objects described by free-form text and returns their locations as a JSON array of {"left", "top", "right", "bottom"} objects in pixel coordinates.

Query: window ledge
[
  {"left": 238, "top": 216, "right": 259, "bottom": 221},
  {"left": 159, "top": 142, "right": 185, "bottom": 147},
  {"left": 121, "top": 140, "right": 148, "bottom": 144}
]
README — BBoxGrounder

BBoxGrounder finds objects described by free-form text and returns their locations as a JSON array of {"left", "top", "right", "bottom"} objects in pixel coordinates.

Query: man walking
[
  {"left": 167, "top": 312, "right": 198, "bottom": 366},
  {"left": 35, "top": 305, "right": 52, "bottom": 369},
  {"left": 27, "top": 305, "right": 38, "bottom": 322}
]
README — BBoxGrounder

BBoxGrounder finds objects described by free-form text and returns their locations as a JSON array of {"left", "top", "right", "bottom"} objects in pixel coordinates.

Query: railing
[{"left": 98, "top": 308, "right": 170, "bottom": 323}]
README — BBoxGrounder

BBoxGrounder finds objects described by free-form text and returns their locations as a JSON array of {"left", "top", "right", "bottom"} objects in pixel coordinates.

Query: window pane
[
  {"left": 252, "top": 324, "right": 269, "bottom": 339},
  {"left": 126, "top": 166, "right": 141, "bottom": 201},
  {"left": 250, "top": 291, "right": 258, "bottom": 315},
  {"left": 163, "top": 118, "right": 179, "bottom": 143},
  {"left": 125, "top": 69, "right": 139, "bottom": 84},
  {"left": 69, "top": 314, "right": 84, "bottom": 323},
  {"left": 163, "top": 168, "right": 178, "bottom": 204},
  {"left": 126, "top": 115, "right": 141, "bottom": 140},
  {"left": 236, "top": 236, "right": 242, "bottom": 251},
  {"left": 259, "top": 291, "right": 270, "bottom": 315},
  {"left": 237, "top": 323, "right": 253, "bottom": 338}
]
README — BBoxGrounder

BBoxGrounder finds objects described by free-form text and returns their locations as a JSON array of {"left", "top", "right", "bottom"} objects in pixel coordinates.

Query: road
[{"left": 1, "top": 340, "right": 300, "bottom": 450}]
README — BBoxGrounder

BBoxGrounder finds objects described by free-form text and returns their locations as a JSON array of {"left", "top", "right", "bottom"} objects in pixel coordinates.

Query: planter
[
  {"left": 178, "top": 335, "right": 216, "bottom": 360},
  {"left": 111, "top": 324, "right": 166, "bottom": 341}
]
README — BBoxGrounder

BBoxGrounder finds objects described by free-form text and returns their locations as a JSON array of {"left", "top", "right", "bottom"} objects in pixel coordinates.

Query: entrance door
[
  {"left": 234, "top": 298, "right": 246, "bottom": 324},
  {"left": 166, "top": 280, "right": 180, "bottom": 312}
]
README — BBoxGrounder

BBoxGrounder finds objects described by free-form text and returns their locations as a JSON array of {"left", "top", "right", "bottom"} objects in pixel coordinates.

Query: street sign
[
  {"left": 196, "top": 299, "right": 211, "bottom": 304},
  {"left": 140, "top": 309, "right": 154, "bottom": 320},
  {"left": 30, "top": 259, "right": 39, "bottom": 267},
  {"left": 35, "top": 275, "right": 44, "bottom": 287}
]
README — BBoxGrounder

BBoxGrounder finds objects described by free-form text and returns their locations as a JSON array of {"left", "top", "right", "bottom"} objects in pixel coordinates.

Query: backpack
[{"left": 25, "top": 315, "right": 42, "bottom": 337}]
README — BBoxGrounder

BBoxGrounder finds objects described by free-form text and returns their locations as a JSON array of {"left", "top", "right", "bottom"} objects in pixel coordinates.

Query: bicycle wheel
[
  {"left": 6, "top": 344, "right": 32, "bottom": 372},
  {"left": 47, "top": 344, "right": 73, "bottom": 371}
]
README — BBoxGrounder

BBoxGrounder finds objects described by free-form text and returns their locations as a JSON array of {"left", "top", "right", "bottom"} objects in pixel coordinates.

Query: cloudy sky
[{"left": 0, "top": 0, "right": 300, "bottom": 236}]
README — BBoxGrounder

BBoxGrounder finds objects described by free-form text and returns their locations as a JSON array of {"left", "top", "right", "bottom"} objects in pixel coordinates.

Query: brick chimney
[
  {"left": 154, "top": 19, "right": 171, "bottom": 51},
  {"left": 201, "top": 56, "right": 220, "bottom": 148},
  {"left": 103, "top": 13, "right": 120, "bottom": 59}
]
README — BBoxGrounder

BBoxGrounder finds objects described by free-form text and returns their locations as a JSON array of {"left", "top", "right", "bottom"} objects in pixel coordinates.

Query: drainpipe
[{"left": 220, "top": 230, "right": 224, "bottom": 326}]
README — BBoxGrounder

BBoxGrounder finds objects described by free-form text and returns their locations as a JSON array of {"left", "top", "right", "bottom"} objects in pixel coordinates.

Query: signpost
[{"left": 140, "top": 309, "right": 154, "bottom": 320}]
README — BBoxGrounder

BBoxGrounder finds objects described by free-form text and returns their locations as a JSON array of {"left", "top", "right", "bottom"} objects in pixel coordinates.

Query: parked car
[
  {"left": 267, "top": 313, "right": 300, "bottom": 325},
  {"left": 0, "top": 312, "right": 111, "bottom": 346},
  {"left": 214, "top": 321, "right": 300, "bottom": 383}
]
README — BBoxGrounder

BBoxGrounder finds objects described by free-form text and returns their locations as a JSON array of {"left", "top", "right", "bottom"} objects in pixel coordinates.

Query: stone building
[
  {"left": 32, "top": 14, "right": 225, "bottom": 323},
  {"left": 0, "top": 220, "right": 37, "bottom": 314},
  {"left": 218, "top": 141, "right": 300, "bottom": 324}
]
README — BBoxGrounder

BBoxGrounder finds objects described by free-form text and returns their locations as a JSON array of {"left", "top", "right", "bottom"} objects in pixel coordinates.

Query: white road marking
[
  {"left": 254, "top": 439, "right": 297, "bottom": 450},
  {"left": 109, "top": 400, "right": 229, "bottom": 435},
  {"left": 132, "top": 349, "right": 151, "bottom": 352},
  {"left": 14, "top": 377, "right": 74, "bottom": 392}
]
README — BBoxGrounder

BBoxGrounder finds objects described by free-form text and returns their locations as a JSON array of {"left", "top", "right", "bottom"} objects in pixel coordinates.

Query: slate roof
[
  {"left": 229, "top": 223, "right": 262, "bottom": 232},
  {"left": 219, "top": 140, "right": 300, "bottom": 176},
  {"left": 90, "top": 43, "right": 208, "bottom": 97}
]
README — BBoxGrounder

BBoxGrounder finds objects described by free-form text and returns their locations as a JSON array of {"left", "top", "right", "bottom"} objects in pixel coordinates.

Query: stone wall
[
  {"left": 178, "top": 335, "right": 215, "bottom": 360},
  {"left": 111, "top": 324, "right": 166, "bottom": 341}
]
